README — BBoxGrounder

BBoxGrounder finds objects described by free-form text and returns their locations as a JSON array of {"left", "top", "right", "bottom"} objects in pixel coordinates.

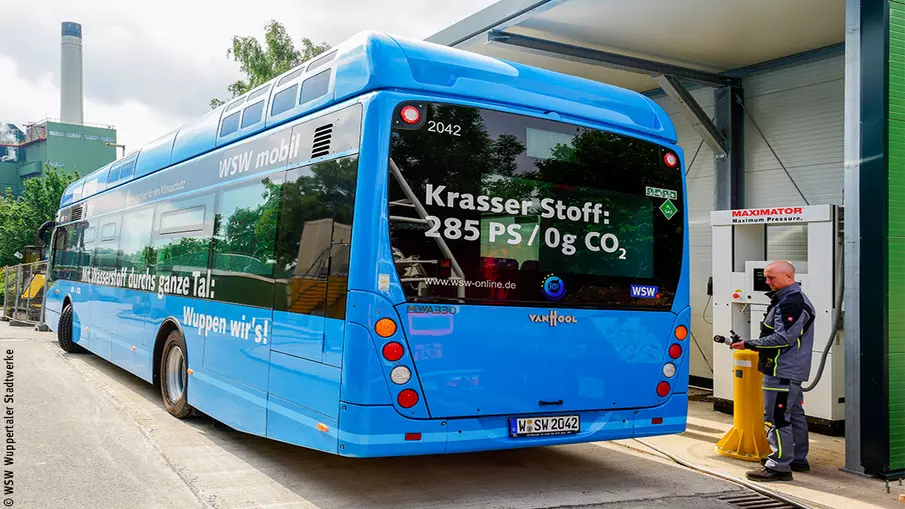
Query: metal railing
[{"left": 2, "top": 261, "right": 49, "bottom": 328}]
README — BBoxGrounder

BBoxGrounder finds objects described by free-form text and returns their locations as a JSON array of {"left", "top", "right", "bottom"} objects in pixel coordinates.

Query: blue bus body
[{"left": 44, "top": 32, "right": 690, "bottom": 457}]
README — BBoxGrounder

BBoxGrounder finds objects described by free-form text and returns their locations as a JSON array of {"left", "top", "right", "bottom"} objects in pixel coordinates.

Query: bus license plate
[{"left": 509, "top": 415, "right": 580, "bottom": 437}]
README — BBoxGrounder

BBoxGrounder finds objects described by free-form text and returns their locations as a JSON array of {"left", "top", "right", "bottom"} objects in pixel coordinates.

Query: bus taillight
[
  {"left": 674, "top": 325, "right": 688, "bottom": 340},
  {"left": 656, "top": 382, "right": 671, "bottom": 397},
  {"left": 398, "top": 389, "right": 419, "bottom": 408},
  {"left": 669, "top": 344, "right": 682, "bottom": 359},
  {"left": 664, "top": 152, "right": 679, "bottom": 168},
  {"left": 400, "top": 106, "right": 421, "bottom": 124},
  {"left": 376, "top": 318, "right": 397, "bottom": 338},
  {"left": 383, "top": 342, "right": 404, "bottom": 361}
]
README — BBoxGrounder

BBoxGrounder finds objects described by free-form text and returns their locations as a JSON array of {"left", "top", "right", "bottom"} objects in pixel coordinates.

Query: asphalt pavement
[{"left": 6, "top": 322, "right": 751, "bottom": 509}]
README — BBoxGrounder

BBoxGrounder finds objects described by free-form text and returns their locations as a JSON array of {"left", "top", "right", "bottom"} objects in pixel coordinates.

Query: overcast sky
[{"left": 0, "top": 0, "right": 495, "bottom": 153}]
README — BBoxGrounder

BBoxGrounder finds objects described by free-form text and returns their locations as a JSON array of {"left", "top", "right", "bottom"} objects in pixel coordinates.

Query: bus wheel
[
  {"left": 160, "top": 330, "right": 194, "bottom": 419},
  {"left": 57, "top": 304, "right": 84, "bottom": 353}
]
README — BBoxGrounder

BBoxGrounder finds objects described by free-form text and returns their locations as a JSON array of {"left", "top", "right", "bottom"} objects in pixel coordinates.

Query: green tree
[
  {"left": 0, "top": 166, "right": 79, "bottom": 267},
  {"left": 210, "top": 20, "right": 331, "bottom": 109}
]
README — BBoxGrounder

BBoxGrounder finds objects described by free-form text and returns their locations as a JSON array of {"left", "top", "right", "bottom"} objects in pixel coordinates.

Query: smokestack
[{"left": 60, "top": 21, "right": 83, "bottom": 126}]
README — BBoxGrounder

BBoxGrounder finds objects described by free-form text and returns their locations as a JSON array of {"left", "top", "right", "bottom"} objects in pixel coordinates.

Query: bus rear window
[{"left": 387, "top": 103, "right": 684, "bottom": 310}]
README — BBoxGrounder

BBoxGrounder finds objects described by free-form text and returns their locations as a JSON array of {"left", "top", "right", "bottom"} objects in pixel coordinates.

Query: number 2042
[{"left": 427, "top": 121, "right": 461, "bottom": 136}]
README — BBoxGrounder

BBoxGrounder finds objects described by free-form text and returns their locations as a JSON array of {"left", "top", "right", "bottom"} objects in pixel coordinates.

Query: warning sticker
[
  {"left": 378, "top": 274, "right": 390, "bottom": 291},
  {"left": 660, "top": 200, "right": 678, "bottom": 220}
]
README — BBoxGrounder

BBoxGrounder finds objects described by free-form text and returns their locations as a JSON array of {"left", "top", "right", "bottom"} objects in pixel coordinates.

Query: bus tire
[
  {"left": 159, "top": 330, "right": 194, "bottom": 419},
  {"left": 57, "top": 304, "right": 84, "bottom": 353}
]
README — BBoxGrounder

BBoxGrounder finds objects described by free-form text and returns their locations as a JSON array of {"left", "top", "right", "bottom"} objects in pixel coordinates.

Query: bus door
[
  {"left": 268, "top": 158, "right": 357, "bottom": 426},
  {"left": 75, "top": 222, "right": 98, "bottom": 354},
  {"left": 89, "top": 215, "right": 122, "bottom": 362}
]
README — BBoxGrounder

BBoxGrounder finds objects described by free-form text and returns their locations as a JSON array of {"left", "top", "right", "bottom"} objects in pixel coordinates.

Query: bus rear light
[
  {"left": 652, "top": 417, "right": 663, "bottom": 425},
  {"left": 400, "top": 106, "right": 421, "bottom": 124},
  {"left": 664, "top": 152, "right": 679, "bottom": 168},
  {"left": 663, "top": 363, "right": 677, "bottom": 378},
  {"left": 375, "top": 318, "right": 397, "bottom": 338},
  {"left": 390, "top": 366, "right": 412, "bottom": 385},
  {"left": 674, "top": 325, "right": 688, "bottom": 340},
  {"left": 398, "top": 389, "right": 419, "bottom": 408},
  {"left": 669, "top": 344, "right": 682, "bottom": 359},
  {"left": 383, "top": 342, "right": 404, "bottom": 361},
  {"left": 405, "top": 433, "right": 422, "bottom": 441},
  {"left": 656, "top": 382, "right": 671, "bottom": 397}
]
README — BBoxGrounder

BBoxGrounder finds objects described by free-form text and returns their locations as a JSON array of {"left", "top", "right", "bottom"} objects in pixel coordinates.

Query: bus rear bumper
[{"left": 337, "top": 393, "right": 687, "bottom": 457}]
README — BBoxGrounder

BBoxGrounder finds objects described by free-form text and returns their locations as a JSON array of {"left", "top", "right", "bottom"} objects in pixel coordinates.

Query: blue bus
[{"left": 41, "top": 32, "right": 690, "bottom": 457}]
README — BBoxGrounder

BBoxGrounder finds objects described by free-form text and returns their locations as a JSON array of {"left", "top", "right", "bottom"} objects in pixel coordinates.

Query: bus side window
[
  {"left": 274, "top": 155, "right": 358, "bottom": 318},
  {"left": 80, "top": 223, "right": 96, "bottom": 269},
  {"left": 119, "top": 207, "right": 153, "bottom": 271},
  {"left": 151, "top": 194, "right": 215, "bottom": 279},
  {"left": 52, "top": 227, "right": 72, "bottom": 280},
  {"left": 210, "top": 175, "right": 283, "bottom": 308},
  {"left": 324, "top": 156, "right": 358, "bottom": 320},
  {"left": 94, "top": 217, "right": 121, "bottom": 271},
  {"left": 274, "top": 164, "right": 331, "bottom": 316}
]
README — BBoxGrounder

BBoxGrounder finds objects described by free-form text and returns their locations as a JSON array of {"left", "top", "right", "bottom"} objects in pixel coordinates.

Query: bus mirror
[{"left": 35, "top": 220, "right": 55, "bottom": 249}]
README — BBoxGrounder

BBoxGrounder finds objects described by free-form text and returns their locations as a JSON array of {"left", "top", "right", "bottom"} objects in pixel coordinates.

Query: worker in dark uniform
[{"left": 731, "top": 260, "right": 814, "bottom": 482}]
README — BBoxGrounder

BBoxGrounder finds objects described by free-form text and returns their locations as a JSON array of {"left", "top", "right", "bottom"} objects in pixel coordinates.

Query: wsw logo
[{"left": 630, "top": 285, "right": 659, "bottom": 299}]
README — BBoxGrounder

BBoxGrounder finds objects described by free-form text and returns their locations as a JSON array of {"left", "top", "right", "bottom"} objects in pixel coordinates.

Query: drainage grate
[{"left": 717, "top": 492, "right": 796, "bottom": 509}]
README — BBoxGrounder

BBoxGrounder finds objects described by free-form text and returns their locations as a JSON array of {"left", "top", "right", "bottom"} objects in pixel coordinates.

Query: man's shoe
[
  {"left": 760, "top": 458, "right": 810, "bottom": 472},
  {"left": 746, "top": 467, "right": 793, "bottom": 482},
  {"left": 790, "top": 461, "right": 810, "bottom": 473}
]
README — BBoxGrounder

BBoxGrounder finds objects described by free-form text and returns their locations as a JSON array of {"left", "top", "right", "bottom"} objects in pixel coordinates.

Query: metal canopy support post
[
  {"left": 655, "top": 75, "right": 727, "bottom": 157},
  {"left": 842, "top": 0, "right": 863, "bottom": 475},
  {"left": 487, "top": 30, "right": 737, "bottom": 88},
  {"left": 714, "top": 86, "right": 745, "bottom": 210}
]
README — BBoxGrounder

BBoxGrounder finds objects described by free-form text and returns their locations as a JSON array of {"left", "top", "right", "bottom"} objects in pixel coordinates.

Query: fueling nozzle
[{"left": 713, "top": 330, "right": 742, "bottom": 347}]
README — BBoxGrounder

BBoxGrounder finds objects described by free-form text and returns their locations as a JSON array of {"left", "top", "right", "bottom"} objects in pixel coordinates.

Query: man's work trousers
[{"left": 762, "top": 375, "right": 809, "bottom": 472}]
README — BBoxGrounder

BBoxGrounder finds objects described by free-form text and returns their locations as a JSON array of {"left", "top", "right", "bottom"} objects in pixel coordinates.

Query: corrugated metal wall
[
  {"left": 652, "top": 52, "right": 844, "bottom": 384},
  {"left": 653, "top": 89, "right": 716, "bottom": 383},
  {"left": 743, "top": 54, "right": 845, "bottom": 262},
  {"left": 887, "top": 0, "right": 905, "bottom": 470}
]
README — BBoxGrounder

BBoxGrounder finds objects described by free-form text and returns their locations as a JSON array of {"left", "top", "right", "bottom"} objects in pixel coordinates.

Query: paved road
[{"left": 7, "top": 322, "right": 749, "bottom": 509}]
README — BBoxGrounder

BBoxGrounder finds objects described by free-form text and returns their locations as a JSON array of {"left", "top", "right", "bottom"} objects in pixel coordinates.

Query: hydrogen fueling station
[{"left": 431, "top": 0, "right": 905, "bottom": 486}]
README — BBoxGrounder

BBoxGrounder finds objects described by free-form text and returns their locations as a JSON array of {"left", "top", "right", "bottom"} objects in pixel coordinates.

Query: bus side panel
[
  {"left": 268, "top": 351, "right": 341, "bottom": 420},
  {"left": 266, "top": 352, "right": 342, "bottom": 452},
  {"left": 201, "top": 300, "right": 273, "bottom": 391},
  {"left": 69, "top": 284, "right": 100, "bottom": 354},
  {"left": 90, "top": 285, "right": 120, "bottom": 361},
  {"left": 270, "top": 311, "right": 326, "bottom": 363},
  {"left": 149, "top": 295, "right": 268, "bottom": 437},
  {"left": 339, "top": 322, "right": 393, "bottom": 406},
  {"left": 44, "top": 280, "right": 65, "bottom": 332},
  {"left": 100, "top": 288, "right": 153, "bottom": 382},
  {"left": 266, "top": 395, "right": 338, "bottom": 454},
  {"left": 190, "top": 368, "right": 268, "bottom": 436},
  {"left": 672, "top": 143, "right": 691, "bottom": 314},
  {"left": 347, "top": 95, "right": 405, "bottom": 306}
]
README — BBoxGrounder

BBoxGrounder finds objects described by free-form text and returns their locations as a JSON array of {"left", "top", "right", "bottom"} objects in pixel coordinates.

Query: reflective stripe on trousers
[{"left": 762, "top": 375, "right": 809, "bottom": 472}]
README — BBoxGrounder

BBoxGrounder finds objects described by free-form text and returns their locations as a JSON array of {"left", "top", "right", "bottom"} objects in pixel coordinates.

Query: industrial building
[
  {"left": 430, "top": 0, "right": 900, "bottom": 478},
  {"left": 0, "top": 21, "right": 116, "bottom": 194}
]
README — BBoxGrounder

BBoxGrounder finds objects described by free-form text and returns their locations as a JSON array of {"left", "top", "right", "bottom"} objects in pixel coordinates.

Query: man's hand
[{"left": 731, "top": 341, "right": 747, "bottom": 350}]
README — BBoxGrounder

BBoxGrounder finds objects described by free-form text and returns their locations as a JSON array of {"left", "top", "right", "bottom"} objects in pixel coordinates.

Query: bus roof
[{"left": 61, "top": 31, "right": 677, "bottom": 208}]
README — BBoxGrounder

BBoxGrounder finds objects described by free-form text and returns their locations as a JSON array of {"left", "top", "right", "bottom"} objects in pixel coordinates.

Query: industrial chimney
[{"left": 60, "top": 21, "right": 83, "bottom": 126}]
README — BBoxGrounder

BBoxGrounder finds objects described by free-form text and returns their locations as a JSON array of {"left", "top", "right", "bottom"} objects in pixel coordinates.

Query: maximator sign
[{"left": 710, "top": 204, "right": 833, "bottom": 226}]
